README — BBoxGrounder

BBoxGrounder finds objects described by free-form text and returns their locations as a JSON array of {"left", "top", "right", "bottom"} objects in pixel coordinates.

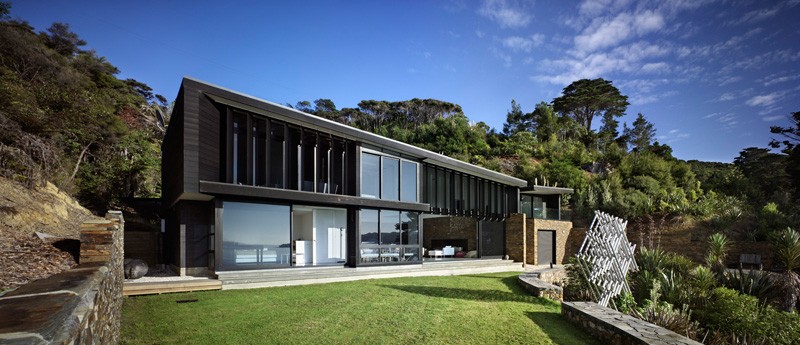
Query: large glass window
[
  {"left": 232, "top": 112, "right": 247, "bottom": 184},
  {"left": 359, "top": 209, "right": 379, "bottom": 244},
  {"left": 361, "top": 153, "right": 380, "bottom": 198},
  {"left": 253, "top": 117, "right": 267, "bottom": 186},
  {"left": 400, "top": 211, "right": 419, "bottom": 245},
  {"left": 382, "top": 157, "right": 399, "bottom": 201},
  {"left": 359, "top": 209, "right": 421, "bottom": 264},
  {"left": 221, "top": 202, "right": 290, "bottom": 268},
  {"left": 301, "top": 130, "right": 316, "bottom": 192},
  {"left": 268, "top": 122, "right": 285, "bottom": 188},
  {"left": 401, "top": 161, "right": 418, "bottom": 203},
  {"left": 380, "top": 210, "right": 400, "bottom": 245}
]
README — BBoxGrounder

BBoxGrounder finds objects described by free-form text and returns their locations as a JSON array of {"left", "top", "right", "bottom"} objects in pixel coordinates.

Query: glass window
[
  {"left": 361, "top": 153, "right": 380, "bottom": 198},
  {"left": 436, "top": 168, "right": 445, "bottom": 209},
  {"left": 221, "top": 202, "right": 290, "bottom": 267},
  {"left": 301, "top": 130, "right": 316, "bottom": 192},
  {"left": 287, "top": 127, "right": 301, "bottom": 190},
  {"left": 425, "top": 166, "right": 435, "bottom": 204},
  {"left": 400, "top": 161, "right": 418, "bottom": 202},
  {"left": 318, "top": 136, "right": 331, "bottom": 193},
  {"left": 521, "top": 195, "right": 533, "bottom": 218},
  {"left": 382, "top": 157, "right": 399, "bottom": 201},
  {"left": 253, "top": 117, "right": 267, "bottom": 186},
  {"left": 400, "top": 211, "right": 419, "bottom": 245},
  {"left": 268, "top": 121, "right": 285, "bottom": 188},
  {"left": 331, "top": 139, "right": 345, "bottom": 195},
  {"left": 359, "top": 209, "right": 379, "bottom": 244},
  {"left": 380, "top": 210, "right": 400, "bottom": 245},
  {"left": 232, "top": 112, "right": 247, "bottom": 184}
]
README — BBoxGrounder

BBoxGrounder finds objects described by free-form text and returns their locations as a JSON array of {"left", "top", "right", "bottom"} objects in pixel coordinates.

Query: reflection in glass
[
  {"left": 361, "top": 153, "right": 380, "bottom": 198},
  {"left": 401, "top": 211, "right": 419, "bottom": 245},
  {"left": 359, "top": 209, "right": 379, "bottom": 244},
  {"left": 401, "top": 161, "right": 418, "bottom": 202},
  {"left": 221, "top": 202, "right": 290, "bottom": 267},
  {"left": 382, "top": 157, "right": 399, "bottom": 201},
  {"left": 380, "top": 210, "right": 400, "bottom": 245}
]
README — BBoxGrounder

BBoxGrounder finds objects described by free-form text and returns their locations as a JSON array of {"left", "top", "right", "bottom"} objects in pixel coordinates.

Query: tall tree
[
  {"left": 531, "top": 102, "right": 557, "bottom": 142},
  {"left": 598, "top": 112, "right": 620, "bottom": 149},
  {"left": 769, "top": 111, "right": 800, "bottom": 200},
  {"left": 625, "top": 113, "right": 656, "bottom": 151},
  {"left": 42, "top": 22, "right": 85, "bottom": 56},
  {"left": 552, "top": 78, "right": 629, "bottom": 133},
  {"left": 502, "top": 99, "right": 533, "bottom": 136}
]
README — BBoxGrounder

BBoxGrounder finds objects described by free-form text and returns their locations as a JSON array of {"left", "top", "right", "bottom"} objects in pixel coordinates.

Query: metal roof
[
  {"left": 520, "top": 185, "right": 574, "bottom": 195},
  {"left": 184, "top": 76, "right": 528, "bottom": 187}
]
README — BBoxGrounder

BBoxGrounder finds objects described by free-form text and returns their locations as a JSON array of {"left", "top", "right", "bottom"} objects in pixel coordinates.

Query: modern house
[{"left": 161, "top": 77, "right": 573, "bottom": 277}]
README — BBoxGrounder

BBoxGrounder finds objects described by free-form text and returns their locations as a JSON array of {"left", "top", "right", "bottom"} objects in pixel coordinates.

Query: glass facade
[
  {"left": 359, "top": 209, "right": 421, "bottom": 264},
  {"left": 520, "top": 194, "right": 561, "bottom": 220},
  {"left": 361, "top": 153, "right": 380, "bottom": 198},
  {"left": 360, "top": 152, "right": 419, "bottom": 202},
  {"left": 423, "top": 164, "right": 508, "bottom": 218},
  {"left": 401, "top": 161, "right": 418, "bottom": 202},
  {"left": 225, "top": 106, "right": 349, "bottom": 194},
  {"left": 221, "top": 202, "right": 291, "bottom": 268}
]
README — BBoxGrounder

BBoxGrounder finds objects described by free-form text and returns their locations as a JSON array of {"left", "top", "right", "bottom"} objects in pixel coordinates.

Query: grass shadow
[
  {"left": 526, "top": 311, "right": 600, "bottom": 345},
  {"left": 381, "top": 284, "right": 557, "bottom": 306},
  {"left": 459, "top": 274, "right": 527, "bottom": 294}
]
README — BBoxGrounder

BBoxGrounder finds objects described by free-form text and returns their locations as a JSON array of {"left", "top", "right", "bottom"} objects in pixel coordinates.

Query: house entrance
[{"left": 292, "top": 206, "right": 347, "bottom": 266}]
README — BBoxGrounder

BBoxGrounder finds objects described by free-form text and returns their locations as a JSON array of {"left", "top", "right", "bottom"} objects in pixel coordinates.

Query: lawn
[{"left": 121, "top": 272, "right": 598, "bottom": 344}]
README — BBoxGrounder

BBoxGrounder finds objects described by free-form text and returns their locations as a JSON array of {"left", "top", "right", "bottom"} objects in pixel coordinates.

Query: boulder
[{"left": 124, "top": 258, "right": 148, "bottom": 279}]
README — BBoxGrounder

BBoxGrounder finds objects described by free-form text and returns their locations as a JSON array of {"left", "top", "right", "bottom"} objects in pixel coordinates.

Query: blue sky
[{"left": 11, "top": 0, "right": 800, "bottom": 163}]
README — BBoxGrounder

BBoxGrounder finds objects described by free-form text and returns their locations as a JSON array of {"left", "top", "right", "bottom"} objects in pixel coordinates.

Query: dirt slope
[{"left": 0, "top": 177, "right": 99, "bottom": 291}]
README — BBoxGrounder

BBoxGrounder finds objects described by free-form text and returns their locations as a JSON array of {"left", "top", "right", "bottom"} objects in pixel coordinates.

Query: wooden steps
[{"left": 123, "top": 279, "right": 222, "bottom": 296}]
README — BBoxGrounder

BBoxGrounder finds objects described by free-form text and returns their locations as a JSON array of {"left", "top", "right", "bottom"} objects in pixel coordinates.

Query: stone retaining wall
[
  {"left": 0, "top": 211, "right": 124, "bottom": 344},
  {"left": 562, "top": 302, "right": 701, "bottom": 345}
]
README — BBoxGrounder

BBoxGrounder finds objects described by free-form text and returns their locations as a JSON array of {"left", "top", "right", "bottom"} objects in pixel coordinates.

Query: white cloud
[
  {"left": 640, "top": 62, "right": 670, "bottom": 74},
  {"left": 535, "top": 41, "right": 669, "bottom": 84},
  {"left": 718, "top": 76, "right": 741, "bottom": 86},
  {"left": 478, "top": 0, "right": 532, "bottom": 28},
  {"left": 501, "top": 34, "right": 545, "bottom": 52},
  {"left": 490, "top": 46, "right": 512, "bottom": 67},
  {"left": 716, "top": 93, "right": 735, "bottom": 102},
  {"left": 475, "top": 30, "right": 486, "bottom": 38},
  {"left": 762, "top": 114, "right": 786, "bottom": 121},
  {"left": 573, "top": 10, "right": 665, "bottom": 53},
  {"left": 746, "top": 91, "right": 785, "bottom": 107},
  {"left": 761, "top": 72, "right": 800, "bottom": 86}
]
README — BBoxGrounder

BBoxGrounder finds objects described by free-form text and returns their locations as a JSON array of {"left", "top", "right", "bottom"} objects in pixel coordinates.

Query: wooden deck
[{"left": 123, "top": 278, "right": 222, "bottom": 296}]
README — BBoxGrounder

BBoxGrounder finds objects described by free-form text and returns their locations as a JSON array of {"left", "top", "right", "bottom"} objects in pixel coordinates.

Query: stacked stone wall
[
  {"left": 562, "top": 301, "right": 702, "bottom": 345},
  {"left": 566, "top": 221, "right": 776, "bottom": 269},
  {"left": 0, "top": 211, "right": 124, "bottom": 344},
  {"left": 504, "top": 213, "right": 526, "bottom": 262},
  {"left": 422, "top": 216, "right": 477, "bottom": 252}
]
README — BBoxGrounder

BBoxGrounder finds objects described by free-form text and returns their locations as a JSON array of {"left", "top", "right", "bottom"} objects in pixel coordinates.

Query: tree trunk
[{"left": 69, "top": 142, "right": 92, "bottom": 180}]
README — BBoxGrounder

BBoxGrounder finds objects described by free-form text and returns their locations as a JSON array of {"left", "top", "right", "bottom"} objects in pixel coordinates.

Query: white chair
[{"left": 443, "top": 246, "right": 455, "bottom": 258}]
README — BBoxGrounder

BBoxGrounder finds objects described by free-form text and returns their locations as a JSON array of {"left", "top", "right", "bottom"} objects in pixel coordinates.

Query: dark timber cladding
[{"left": 161, "top": 77, "right": 529, "bottom": 274}]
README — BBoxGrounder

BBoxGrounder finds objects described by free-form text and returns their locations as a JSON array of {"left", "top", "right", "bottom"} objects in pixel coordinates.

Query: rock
[{"left": 124, "top": 259, "right": 148, "bottom": 279}]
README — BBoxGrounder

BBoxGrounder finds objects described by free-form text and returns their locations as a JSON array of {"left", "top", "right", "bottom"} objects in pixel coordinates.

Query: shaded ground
[
  {"left": 122, "top": 272, "right": 598, "bottom": 345},
  {"left": 0, "top": 177, "right": 98, "bottom": 291}
]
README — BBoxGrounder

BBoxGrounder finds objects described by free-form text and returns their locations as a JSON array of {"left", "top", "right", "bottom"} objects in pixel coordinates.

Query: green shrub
[
  {"left": 696, "top": 287, "right": 800, "bottom": 345},
  {"left": 562, "top": 256, "right": 597, "bottom": 302},
  {"left": 631, "top": 281, "right": 701, "bottom": 340}
]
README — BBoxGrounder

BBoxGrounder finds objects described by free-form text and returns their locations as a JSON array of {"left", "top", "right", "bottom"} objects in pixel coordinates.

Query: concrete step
[{"left": 216, "top": 259, "right": 523, "bottom": 289}]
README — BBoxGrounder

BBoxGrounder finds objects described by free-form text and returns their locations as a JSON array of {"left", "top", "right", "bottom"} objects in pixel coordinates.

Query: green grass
[{"left": 121, "top": 272, "right": 597, "bottom": 344}]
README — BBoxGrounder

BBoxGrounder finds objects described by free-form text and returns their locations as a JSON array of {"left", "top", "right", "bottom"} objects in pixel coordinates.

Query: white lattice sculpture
[{"left": 575, "top": 211, "right": 637, "bottom": 308}]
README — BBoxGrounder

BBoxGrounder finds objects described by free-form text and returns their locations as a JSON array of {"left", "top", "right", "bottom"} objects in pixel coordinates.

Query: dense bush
[{"left": 695, "top": 287, "right": 800, "bottom": 345}]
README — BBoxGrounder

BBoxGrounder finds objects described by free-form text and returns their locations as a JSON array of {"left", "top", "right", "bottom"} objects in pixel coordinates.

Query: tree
[
  {"left": 531, "top": 102, "right": 557, "bottom": 142},
  {"left": 769, "top": 111, "right": 800, "bottom": 200},
  {"left": 625, "top": 113, "right": 656, "bottom": 152},
  {"left": 42, "top": 22, "right": 86, "bottom": 56},
  {"left": 552, "top": 78, "right": 629, "bottom": 133},
  {"left": 502, "top": 99, "right": 533, "bottom": 136},
  {"left": 597, "top": 112, "right": 619, "bottom": 150}
]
